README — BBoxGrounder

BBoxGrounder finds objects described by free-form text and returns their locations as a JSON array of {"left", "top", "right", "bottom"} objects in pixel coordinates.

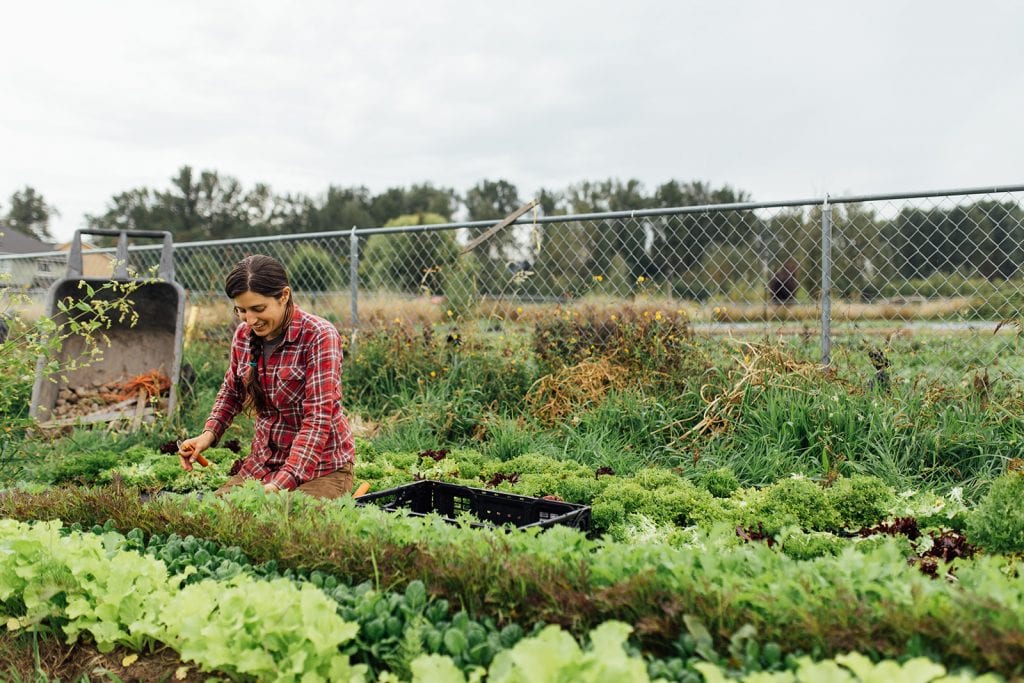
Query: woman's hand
[{"left": 178, "top": 430, "right": 216, "bottom": 471}]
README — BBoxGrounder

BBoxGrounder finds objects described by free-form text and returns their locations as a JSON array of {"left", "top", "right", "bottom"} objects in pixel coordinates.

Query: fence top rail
[
  {"left": 349, "top": 182, "right": 1024, "bottom": 230},
  {"left": 826, "top": 183, "right": 1024, "bottom": 205},
  {"left": 2, "top": 182, "right": 1022, "bottom": 261}
]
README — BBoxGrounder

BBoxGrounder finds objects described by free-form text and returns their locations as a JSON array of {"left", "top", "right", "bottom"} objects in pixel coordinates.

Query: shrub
[
  {"left": 287, "top": 244, "right": 342, "bottom": 292},
  {"left": 966, "top": 472, "right": 1024, "bottom": 554},
  {"left": 361, "top": 213, "right": 458, "bottom": 295}
]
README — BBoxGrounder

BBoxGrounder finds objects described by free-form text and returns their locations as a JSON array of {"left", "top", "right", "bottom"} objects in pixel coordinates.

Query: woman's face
[{"left": 233, "top": 288, "right": 291, "bottom": 339}]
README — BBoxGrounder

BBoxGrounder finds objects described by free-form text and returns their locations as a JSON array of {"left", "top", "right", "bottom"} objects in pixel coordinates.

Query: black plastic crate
[{"left": 355, "top": 480, "right": 591, "bottom": 532}]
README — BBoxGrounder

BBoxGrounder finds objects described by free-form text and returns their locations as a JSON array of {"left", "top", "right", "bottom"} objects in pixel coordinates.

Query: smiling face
[{"left": 233, "top": 288, "right": 291, "bottom": 340}]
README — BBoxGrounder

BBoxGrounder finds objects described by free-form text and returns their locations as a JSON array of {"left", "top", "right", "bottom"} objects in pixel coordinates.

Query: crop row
[
  {"left": 0, "top": 518, "right": 1002, "bottom": 682},
  {"left": 32, "top": 436, "right": 1024, "bottom": 557},
  {"left": 1, "top": 483, "right": 1021, "bottom": 677}
]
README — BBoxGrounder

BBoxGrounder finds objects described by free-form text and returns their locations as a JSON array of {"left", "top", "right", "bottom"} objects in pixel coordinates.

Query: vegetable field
[{"left": 1, "top": 302, "right": 1023, "bottom": 682}]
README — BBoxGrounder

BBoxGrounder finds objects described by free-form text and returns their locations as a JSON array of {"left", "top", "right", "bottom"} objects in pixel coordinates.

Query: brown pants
[{"left": 215, "top": 462, "right": 355, "bottom": 500}]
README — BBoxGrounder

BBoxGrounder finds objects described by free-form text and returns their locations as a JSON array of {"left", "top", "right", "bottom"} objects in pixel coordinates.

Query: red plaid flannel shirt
[{"left": 204, "top": 306, "right": 355, "bottom": 490}]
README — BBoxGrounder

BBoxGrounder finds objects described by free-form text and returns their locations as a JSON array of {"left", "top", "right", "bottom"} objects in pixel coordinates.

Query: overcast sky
[{"left": 2, "top": 1, "right": 1022, "bottom": 241}]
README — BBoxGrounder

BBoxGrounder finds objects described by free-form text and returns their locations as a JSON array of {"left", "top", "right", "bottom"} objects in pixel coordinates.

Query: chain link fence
[{"left": 3, "top": 184, "right": 1023, "bottom": 362}]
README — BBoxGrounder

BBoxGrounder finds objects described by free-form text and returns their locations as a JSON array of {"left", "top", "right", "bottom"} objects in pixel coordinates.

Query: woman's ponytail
[{"left": 241, "top": 330, "right": 271, "bottom": 413}]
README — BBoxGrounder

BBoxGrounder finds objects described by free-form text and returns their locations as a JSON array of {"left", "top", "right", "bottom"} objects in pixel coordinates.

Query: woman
[{"left": 178, "top": 254, "right": 355, "bottom": 498}]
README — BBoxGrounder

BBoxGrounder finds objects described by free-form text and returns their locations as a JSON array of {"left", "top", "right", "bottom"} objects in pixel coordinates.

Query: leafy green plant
[
  {"left": 739, "top": 477, "right": 841, "bottom": 534},
  {"left": 0, "top": 519, "right": 367, "bottom": 680},
  {"left": 777, "top": 529, "right": 845, "bottom": 560},
  {"left": 51, "top": 449, "right": 131, "bottom": 483},
  {"left": 966, "top": 471, "right": 1024, "bottom": 554},
  {"left": 490, "top": 621, "right": 650, "bottom": 682},
  {"left": 827, "top": 474, "right": 895, "bottom": 529},
  {"left": 700, "top": 466, "right": 740, "bottom": 498},
  {"left": 590, "top": 476, "right": 716, "bottom": 533}
]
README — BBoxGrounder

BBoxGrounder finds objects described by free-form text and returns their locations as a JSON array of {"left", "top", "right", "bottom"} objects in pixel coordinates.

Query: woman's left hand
[{"left": 263, "top": 482, "right": 280, "bottom": 493}]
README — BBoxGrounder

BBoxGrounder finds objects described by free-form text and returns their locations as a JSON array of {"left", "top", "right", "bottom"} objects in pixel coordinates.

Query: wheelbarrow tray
[{"left": 29, "top": 230, "right": 186, "bottom": 425}]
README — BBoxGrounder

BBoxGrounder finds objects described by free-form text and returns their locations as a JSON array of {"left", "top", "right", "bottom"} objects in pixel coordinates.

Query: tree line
[
  {"left": 3, "top": 167, "right": 750, "bottom": 243},
  {"left": 4, "top": 169, "right": 1022, "bottom": 304}
]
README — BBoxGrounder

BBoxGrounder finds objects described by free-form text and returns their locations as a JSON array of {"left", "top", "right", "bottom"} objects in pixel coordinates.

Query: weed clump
[
  {"left": 532, "top": 304, "right": 705, "bottom": 385},
  {"left": 525, "top": 358, "right": 627, "bottom": 426}
]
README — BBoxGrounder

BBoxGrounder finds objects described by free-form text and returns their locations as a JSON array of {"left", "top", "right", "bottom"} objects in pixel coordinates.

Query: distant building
[
  {"left": 52, "top": 241, "right": 115, "bottom": 278},
  {"left": 0, "top": 225, "right": 54, "bottom": 288},
  {"left": 0, "top": 226, "right": 114, "bottom": 289}
]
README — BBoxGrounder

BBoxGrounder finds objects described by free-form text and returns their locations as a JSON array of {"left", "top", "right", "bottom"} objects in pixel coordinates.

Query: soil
[{"left": 0, "top": 632, "right": 218, "bottom": 682}]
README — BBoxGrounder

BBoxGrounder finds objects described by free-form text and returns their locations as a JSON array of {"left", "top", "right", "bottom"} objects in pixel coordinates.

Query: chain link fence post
[
  {"left": 820, "top": 195, "right": 832, "bottom": 366},
  {"left": 349, "top": 225, "right": 359, "bottom": 354}
]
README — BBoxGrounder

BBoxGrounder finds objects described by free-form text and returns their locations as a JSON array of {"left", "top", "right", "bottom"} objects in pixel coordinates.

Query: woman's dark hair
[{"left": 225, "top": 255, "right": 294, "bottom": 413}]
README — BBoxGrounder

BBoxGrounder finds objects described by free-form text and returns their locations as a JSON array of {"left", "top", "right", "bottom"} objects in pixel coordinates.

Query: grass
[{"left": 4, "top": 299, "right": 1024, "bottom": 502}]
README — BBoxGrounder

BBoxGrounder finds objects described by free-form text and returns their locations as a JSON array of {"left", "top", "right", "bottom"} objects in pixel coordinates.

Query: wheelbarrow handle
[{"left": 67, "top": 229, "right": 176, "bottom": 282}]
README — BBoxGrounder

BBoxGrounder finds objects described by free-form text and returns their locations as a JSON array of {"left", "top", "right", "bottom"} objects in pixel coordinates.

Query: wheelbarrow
[{"left": 29, "top": 229, "right": 186, "bottom": 428}]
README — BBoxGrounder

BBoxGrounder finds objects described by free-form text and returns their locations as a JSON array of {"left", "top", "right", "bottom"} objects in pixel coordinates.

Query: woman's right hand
[{"left": 178, "top": 430, "right": 216, "bottom": 471}]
